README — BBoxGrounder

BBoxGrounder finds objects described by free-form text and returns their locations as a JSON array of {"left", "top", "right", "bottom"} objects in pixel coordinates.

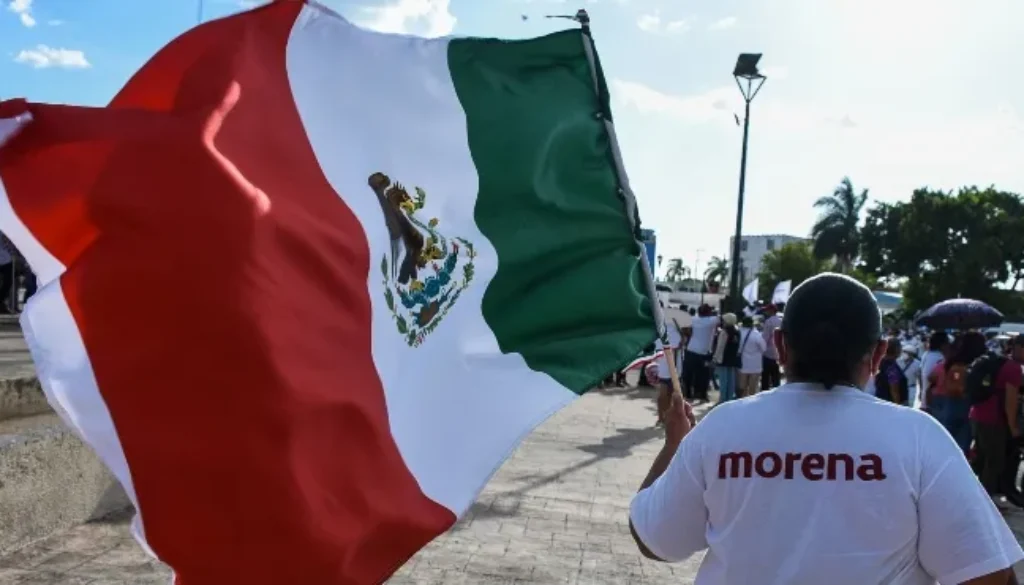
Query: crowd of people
[
  {"left": 641, "top": 302, "right": 785, "bottom": 404},
  {"left": 635, "top": 296, "right": 1024, "bottom": 513},
  {"left": 627, "top": 273, "right": 1024, "bottom": 585}
]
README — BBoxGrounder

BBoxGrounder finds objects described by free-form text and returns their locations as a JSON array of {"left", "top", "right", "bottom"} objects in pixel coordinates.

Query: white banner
[
  {"left": 741, "top": 277, "right": 759, "bottom": 305},
  {"left": 772, "top": 280, "right": 792, "bottom": 304}
]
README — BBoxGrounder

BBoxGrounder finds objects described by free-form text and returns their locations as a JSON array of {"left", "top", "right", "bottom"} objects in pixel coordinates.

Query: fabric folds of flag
[{"left": 0, "top": 1, "right": 658, "bottom": 583}]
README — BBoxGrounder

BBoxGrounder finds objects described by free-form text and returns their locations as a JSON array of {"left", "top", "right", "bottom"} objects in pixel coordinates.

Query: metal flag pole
[
  {"left": 196, "top": 0, "right": 203, "bottom": 24},
  {"left": 544, "top": 9, "right": 590, "bottom": 33},
  {"left": 572, "top": 9, "right": 680, "bottom": 403}
]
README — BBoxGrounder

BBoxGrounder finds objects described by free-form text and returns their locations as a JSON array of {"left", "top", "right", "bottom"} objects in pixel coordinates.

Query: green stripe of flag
[{"left": 448, "top": 31, "right": 658, "bottom": 393}]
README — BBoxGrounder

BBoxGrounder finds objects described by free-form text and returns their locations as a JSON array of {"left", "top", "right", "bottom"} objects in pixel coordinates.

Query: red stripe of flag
[{"left": 0, "top": 2, "right": 453, "bottom": 583}]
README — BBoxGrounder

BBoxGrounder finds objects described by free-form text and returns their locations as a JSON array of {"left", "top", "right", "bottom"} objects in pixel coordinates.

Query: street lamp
[{"left": 727, "top": 53, "right": 766, "bottom": 312}]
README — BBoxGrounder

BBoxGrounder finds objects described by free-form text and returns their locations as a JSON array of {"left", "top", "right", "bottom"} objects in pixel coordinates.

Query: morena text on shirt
[{"left": 718, "top": 451, "right": 886, "bottom": 481}]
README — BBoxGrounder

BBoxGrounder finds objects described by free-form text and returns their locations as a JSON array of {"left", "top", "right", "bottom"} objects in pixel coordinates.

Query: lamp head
[{"left": 733, "top": 53, "right": 765, "bottom": 80}]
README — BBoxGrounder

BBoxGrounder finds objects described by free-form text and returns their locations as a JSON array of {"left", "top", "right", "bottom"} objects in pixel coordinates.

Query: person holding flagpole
[{"left": 628, "top": 273, "right": 1023, "bottom": 585}]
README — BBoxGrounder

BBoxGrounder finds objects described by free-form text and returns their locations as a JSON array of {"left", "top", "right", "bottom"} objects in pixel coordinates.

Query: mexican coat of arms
[{"left": 369, "top": 172, "right": 476, "bottom": 347}]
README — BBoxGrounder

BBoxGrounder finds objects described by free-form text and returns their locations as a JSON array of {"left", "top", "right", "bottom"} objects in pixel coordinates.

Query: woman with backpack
[
  {"left": 929, "top": 332, "right": 987, "bottom": 456},
  {"left": 968, "top": 335, "right": 1024, "bottom": 509}
]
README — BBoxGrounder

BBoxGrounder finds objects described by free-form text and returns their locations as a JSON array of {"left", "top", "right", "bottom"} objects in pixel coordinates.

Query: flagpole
[
  {"left": 575, "top": 10, "right": 662, "bottom": 332},
  {"left": 575, "top": 9, "right": 680, "bottom": 403},
  {"left": 196, "top": 0, "right": 203, "bottom": 24}
]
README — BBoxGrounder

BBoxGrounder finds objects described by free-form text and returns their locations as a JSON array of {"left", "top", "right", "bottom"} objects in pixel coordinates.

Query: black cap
[{"left": 781, "top": 273, "right": 881, "bottom": 362}]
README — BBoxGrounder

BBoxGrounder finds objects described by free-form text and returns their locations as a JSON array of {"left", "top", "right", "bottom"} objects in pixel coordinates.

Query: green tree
[
  {"left": 811, "top": 177, "right": 868, "bottom": 273},
  {"left": 704, "top": 256, "right": 729, "bottom": 287},
  {"left": 847, "top": 267, "right": 881, "bottom": 291},
  {"left": 859, "top": 186, "right": 1024, "bottom": 315},
  {"left": 757, "top": 241, "right": 828, "bottom": 301},
  {"left": 665, "top": 258, "right": 689, "bottom": 283}
]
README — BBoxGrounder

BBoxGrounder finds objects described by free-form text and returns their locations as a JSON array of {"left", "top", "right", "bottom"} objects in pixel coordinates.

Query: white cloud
[
  {"left": 357, "top": 0, "right": 456, "bottom": 38},
  {"left": 613, "top": 79, "right": 734, "bottom": 124},
  {"left": 611, "top": 78, "right": 864, "bottom": 135},
  {"left": 14, "top": 45, "right": 91, "bottom": 69},
  {"left": 8, "top": 0, "right": 35, "bottom": 27},
  {"left": 708, "top": 16, "right": 736, "bottom": 30},
  {"left": 760, "top": 65, "right": 789, "bottom": 80},
  {"left": 611, "top": 78, "right": 1024, "bottom": 200},
  {"left": 636, "top": 13, "right": 658, "bottom": 31},
  {"left": 636, "top": 11, "right": 688, "bottom": 34}
]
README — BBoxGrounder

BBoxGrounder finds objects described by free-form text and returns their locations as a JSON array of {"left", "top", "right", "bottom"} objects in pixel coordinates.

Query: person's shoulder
[
  {"left": 893, "top": 403, "right": 964, "bottom": 443},
  {"left": 690, "top": 398, "right": 749, "bottom": 437},
  {"left": 699, "top": 389, "right": 780, "bottom": 423}
]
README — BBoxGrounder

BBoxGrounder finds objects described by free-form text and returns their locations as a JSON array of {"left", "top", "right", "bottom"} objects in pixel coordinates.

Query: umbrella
[{"left": 915, "top": 298, "right": 1004, "bottom": 330}]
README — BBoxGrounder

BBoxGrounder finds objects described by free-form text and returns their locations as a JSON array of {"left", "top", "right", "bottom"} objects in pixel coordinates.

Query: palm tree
[
  {"left": 665, "top": 258, "right": 689, "bottom": 283},
  {"left": 704, "top": 256, "right": 729, "bottom": 286},
  {"left": 811, "top": 177, "right": 868, "bottom": 273}
]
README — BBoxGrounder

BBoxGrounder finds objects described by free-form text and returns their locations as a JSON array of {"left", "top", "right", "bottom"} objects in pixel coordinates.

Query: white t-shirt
[
  {"left": 687, "top": 316, "right": 720, "bottom": 355},
  {"left": 898, "top": 356, "right": 922, "bottom": 404},
  {"left": 630, "top": 383, "right": 1024, "bottom": 585},
  {"left": 737, "top": 326, "right": 766, "bottom": 374},
  {"left": 654, "top": 325, "right": 683, "bottom": 380},
  {"left": 920, "top": 350, "right": 944, "bottom": 408}
]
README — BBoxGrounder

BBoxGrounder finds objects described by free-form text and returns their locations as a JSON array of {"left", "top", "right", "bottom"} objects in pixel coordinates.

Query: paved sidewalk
[
  {"left": 0, "top": 328, "right": 34, "bottom": 382},
  {"left": 3, "top": 383, "right": 1024, "bottom": 584}
]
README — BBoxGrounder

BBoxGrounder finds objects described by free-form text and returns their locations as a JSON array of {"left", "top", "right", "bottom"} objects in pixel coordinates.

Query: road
[{"left": 2, "top": 382, "right": 1024, "bottom": 584}]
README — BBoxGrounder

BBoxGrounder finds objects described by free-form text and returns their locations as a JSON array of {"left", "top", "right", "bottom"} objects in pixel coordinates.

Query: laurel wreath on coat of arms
[{"left": 369, "top": 172, "right": 476, "bottom": 348}]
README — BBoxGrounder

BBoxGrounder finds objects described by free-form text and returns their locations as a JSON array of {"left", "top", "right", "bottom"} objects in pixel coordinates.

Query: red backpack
[{"left": 944, "top": 363, "right": 968, "bottom": 398}]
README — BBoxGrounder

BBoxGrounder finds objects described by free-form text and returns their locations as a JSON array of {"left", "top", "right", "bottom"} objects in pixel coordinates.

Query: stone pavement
[
  {"left": 3, "top": 382, "right": 1024, "bottom": 584},
  {"left": 0, "top": 327, "right": 34, "bottom": 382}
]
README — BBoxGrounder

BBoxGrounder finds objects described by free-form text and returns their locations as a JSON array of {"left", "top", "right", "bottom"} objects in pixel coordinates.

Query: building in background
[{"left": 727, "top": 234, "right": 810, "bottom": 285}]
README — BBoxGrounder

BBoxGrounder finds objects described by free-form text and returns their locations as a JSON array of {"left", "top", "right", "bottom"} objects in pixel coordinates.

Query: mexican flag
[{"left": 0, "top": 1, "right": 658, "bottom": 583}]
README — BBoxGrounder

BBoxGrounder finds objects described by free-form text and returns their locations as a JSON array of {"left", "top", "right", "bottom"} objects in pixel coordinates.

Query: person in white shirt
[
  {"left": 647, "top": 322, "right": 684, "bottom": 423},
  {"left": 682, "top": 305, "right": 719, "bottom": 404},
  {"left": 629, "top": 273, "right": 1023, "bottom": 585},
  {"left": 760, "top": 303, "right": 783, "bottom": 390},
  {"left": 920, "top": 331, "right": 950, "bottom": 412},
  {"left": 652, "top": 321, "right": 683, "bottom": 386},
  {"left": 898, "top": 346, "right": 922, "bottom": 408},
  {"left": 736, "top": 316, "right": 767, "bottom": 398}
]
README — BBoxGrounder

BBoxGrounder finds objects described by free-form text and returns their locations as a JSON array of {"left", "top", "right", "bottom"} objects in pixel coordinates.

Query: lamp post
[{"left": 727, "top": 53, "right": 766, "bottom": 312}]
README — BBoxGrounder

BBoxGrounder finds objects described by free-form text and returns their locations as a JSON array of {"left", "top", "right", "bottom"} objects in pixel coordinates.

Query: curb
[
  {"left": 0, "top": 415, "right": 130, "bottom": 554},
  {"left": 0, "top": 376, "right": 48, "bottom": 422}
]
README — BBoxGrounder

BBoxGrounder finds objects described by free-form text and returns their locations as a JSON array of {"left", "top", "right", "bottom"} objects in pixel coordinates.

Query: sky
[{"left": 2, "top": 0, "right": 1022, "bottom": 278}]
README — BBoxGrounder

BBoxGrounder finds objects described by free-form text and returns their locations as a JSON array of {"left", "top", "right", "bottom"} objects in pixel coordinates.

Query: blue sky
[{"left": 3, "top": 0, "right": 1022, "bottom": 277}]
